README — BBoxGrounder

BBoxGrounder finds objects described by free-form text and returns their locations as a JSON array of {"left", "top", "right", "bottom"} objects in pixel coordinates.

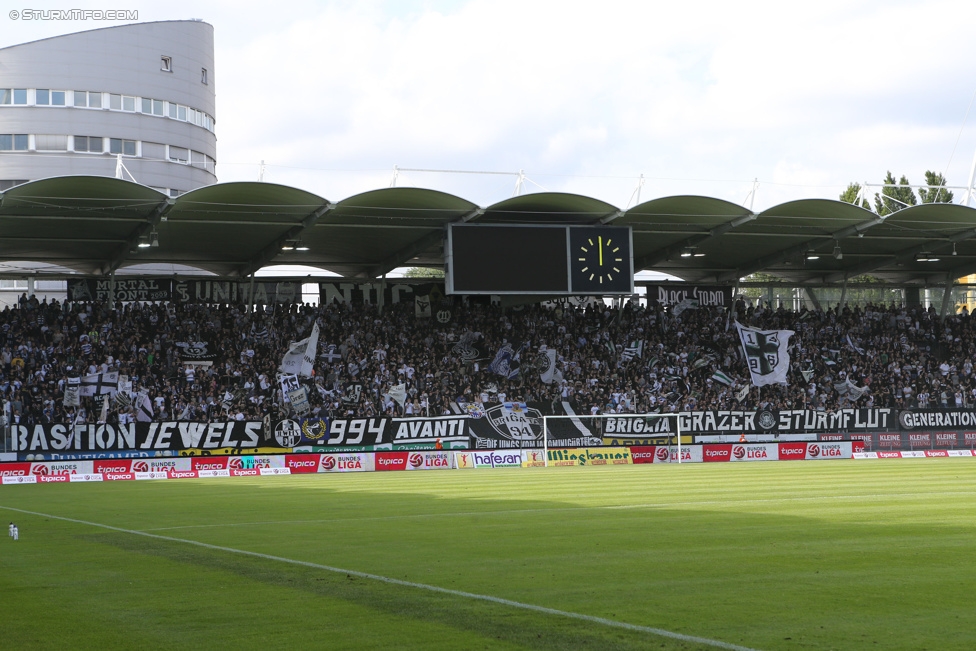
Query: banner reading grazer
[
  {"left": 678, "top": 409, "right": 893, "bottom": 435},
  {"left": 11, "top": 422, "right": 274, "bottom": 453}
]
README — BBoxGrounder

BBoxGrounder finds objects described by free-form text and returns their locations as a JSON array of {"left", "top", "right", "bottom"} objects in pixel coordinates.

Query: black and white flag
[
  {"left": 537, "top": 349, "right": 557, "bottom": 384},
  {"left": 136, "top": 392, "right": 154, "bottom": 422},
  {"left": 736, "top": 323, "right": 793, "bottom": 386},
  {"left": 79, "top": 372, "right": 119, "bottom": 397},
  {"left": 621, "top": 341, "right": 644, "bottom": 363}
]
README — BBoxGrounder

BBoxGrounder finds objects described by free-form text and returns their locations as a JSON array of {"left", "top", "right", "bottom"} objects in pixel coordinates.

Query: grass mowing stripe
[
  {"left": 136, "top": 488, "right": 976, "bottom": 532},
  {"left": 1, "top": 503, "right": 760, "bottom": 651}
]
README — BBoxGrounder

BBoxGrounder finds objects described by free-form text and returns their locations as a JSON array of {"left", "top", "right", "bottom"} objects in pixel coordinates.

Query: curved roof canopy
[{"left": 2, "top": 175, "right": 975, "bottom": 285}]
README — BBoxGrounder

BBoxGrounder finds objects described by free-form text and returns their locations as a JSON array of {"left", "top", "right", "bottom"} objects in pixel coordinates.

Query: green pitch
[{"left": 2, "top": 460, "right": 976, "bottom": 650}]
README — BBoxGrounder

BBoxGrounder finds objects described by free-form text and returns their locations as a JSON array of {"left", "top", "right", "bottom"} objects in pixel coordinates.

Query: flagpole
[{"left": 677, "top": 411, "right": 682, "bottom": 464}]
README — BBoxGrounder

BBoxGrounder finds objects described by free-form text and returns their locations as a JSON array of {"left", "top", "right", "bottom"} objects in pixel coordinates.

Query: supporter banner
[
  {"left": 646, "top": 284, "right": 733, "bottom": 309},
  {"left": 319, "top": 281, "right": 445, "bottom": 307},
  {"left": 468, "top": 402, "right": 603, "bottom": 449},
  {"left": 11, "top": 422, "right": 270, "bottom": 453},
  {"left": 67, "top": 278, "right": 172, "bottom": 302},
  {"left": 899, "top": 409, "right": 976, "bottom": 431},
  {"left": 175, "top": 341, "right": 218, "bottom": 362},
  {"left": 391, "top": 417, "right": 469, "bottom": 448},
  {"left": 680, "top": 409, "right": 893, "bottom": 435}
]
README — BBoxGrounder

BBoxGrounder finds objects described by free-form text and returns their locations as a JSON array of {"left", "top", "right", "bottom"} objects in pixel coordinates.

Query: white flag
[
  {"left": 388, "top": 383, "right": 407, "bottom": 407},
  {"left": 736, "top": 323, "right": 793, "bottom": 387},
  {"left": 415, "top": 294, "right": 432, "bottom": 318},
  {"left": 279, "top": 323, "right": 319, "bottom": 377},
  {"left": 672, "top": 298, "right": 699, "bottom": 316},
  {"left": 64, "top": 377, "right": 81, "bottom": 407}
]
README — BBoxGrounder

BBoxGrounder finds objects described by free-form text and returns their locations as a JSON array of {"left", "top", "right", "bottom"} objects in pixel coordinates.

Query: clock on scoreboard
[{"left": 446, "top": 224, "right": 633, "bottom": 295}]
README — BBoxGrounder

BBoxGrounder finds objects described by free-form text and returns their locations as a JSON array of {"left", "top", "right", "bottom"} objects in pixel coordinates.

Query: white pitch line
[{"left": 1, "top": 504, "right": 759, "bottom": 651}]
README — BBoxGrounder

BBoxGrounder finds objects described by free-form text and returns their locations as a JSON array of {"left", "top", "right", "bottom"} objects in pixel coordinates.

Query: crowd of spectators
[{"left": 2, "top": 291, "right": 976, "bottom": 427}]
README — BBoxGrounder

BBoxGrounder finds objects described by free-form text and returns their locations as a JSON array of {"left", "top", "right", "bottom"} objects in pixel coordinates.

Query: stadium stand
[{"left": 2, "top": 293, "right": 974, "bottom": 427}]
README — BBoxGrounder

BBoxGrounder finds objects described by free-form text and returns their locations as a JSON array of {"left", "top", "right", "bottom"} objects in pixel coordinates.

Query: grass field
[{"left": 2, "top": 459, "right": 976, "bottom": 650}]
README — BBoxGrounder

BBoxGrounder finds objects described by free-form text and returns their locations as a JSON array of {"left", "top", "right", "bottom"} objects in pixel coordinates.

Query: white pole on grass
[{"left": 543, "top": 416, "right": 549, "bottom": 467}]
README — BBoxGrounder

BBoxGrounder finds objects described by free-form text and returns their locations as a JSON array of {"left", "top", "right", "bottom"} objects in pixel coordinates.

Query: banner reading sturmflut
[{"left": 736, "top": 323, "right": 793, "bottom": 386}]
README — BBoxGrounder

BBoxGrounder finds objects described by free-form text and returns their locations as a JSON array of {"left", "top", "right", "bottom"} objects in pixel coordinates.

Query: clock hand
[{"left": 598, "top": 236, "right": 603, "bottom": 266}]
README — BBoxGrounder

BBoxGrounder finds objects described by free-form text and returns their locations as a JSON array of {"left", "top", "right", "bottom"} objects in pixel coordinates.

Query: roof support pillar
[
  {"left": 804, "top": 286, "right": 822, "bottom": 312},
  {"left": 940, "top": 272, "right": 955, "bottom": 321},
  {"left": 839, "top": 279, "right": 848, "bottom": 311},
  {"left": 246, "top": 272, "right": 256, "bottom": 314}
]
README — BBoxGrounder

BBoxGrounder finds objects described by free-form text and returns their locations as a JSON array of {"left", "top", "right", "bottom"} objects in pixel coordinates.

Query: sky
[{"left": 4, "top": 0, "right": 976, "bottom": 213}]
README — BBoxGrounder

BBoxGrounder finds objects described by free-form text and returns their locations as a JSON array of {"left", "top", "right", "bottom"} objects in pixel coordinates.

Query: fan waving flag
[
  {"left": 79, "top": 371, "right": 119, "bottom": 397},
  {"left": 736, "top": 323, "right": 793, "bottom": 386},
  {"left": 279, "top": 323, "right": 319, "bottom": 377}
]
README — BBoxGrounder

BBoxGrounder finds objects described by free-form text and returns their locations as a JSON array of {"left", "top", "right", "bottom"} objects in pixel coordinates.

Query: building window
[
  {"left": 109, "top": 138, "right": 137, "bottom": 156},
  {"left": 201, "top": 68, "right": 208, "bottom": 85},
  {"left": 35, "top": 134, "right": 68, "bottom": 151},
  {"left": 152, "top": 99, "right": 163, "bottom": 116},
  {"left": 36, "top": 89, "right": 66, "bottom": 106},
  {"left": 73, "top": 91, "right": 100, "bottom": 108},
  {"left": 177, "top": 105, "right": 187, "bottom": 121},
  {"left": 122, "top": 95, "right": 135, "bottom": 111},
  {"left": 168, "top": 102, "right": 177, "bottom": 119},
  {"left": 0, "top": 180, "right": 29, "bottom": 191},
  {"left": 0, "top": 89, "right": 10, "bottom": 105},
  {"left": 141, "top": 97, "right": 151, "bottom": 113},
  {"left": 13, "top": 89, "right": 27, "bottom": 105},
  {"left": 161, "top": 56, "right": 172, "bottom": 72},
  {"left": 73, "top": 136, "right": 103, "bottom": 153},
  {"left": 109, "top": 94, "right": 121, "bottom": 110},
  {"left": 168, "top": 146, "right": 189, "bottom": 163},
  {"left": 0, "top": 135, "right": 29, "bottom": 151}
]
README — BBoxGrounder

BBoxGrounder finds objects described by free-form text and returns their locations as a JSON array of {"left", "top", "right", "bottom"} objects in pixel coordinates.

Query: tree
[
  {"left": 874, "top": 172, "right": 917, "bottom": 216},
  {"left": 918, "top": 170, "right": 953, "bottom": 204},
  {"left": 839, "top": 182, "right": 870, "bottom": 209}
]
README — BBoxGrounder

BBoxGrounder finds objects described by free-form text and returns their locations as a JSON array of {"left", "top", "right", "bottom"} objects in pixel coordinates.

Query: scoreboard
[{"left": 446, "top": 224, "right": 633, "bottom": 295}]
